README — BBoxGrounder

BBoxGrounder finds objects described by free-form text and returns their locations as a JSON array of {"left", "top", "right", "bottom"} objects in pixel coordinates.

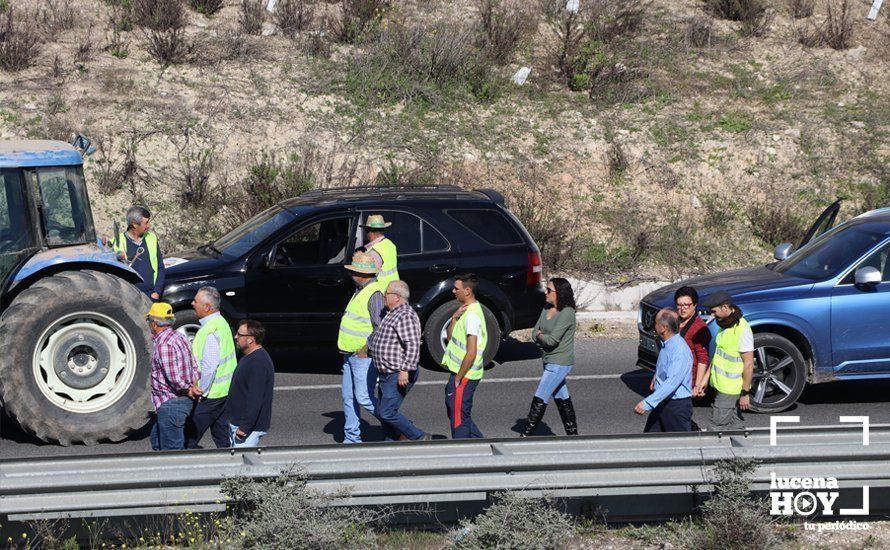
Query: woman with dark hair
[
  {"left": 667, "top": 286, "right": 711, "bottom": 398},
  {"left": 521, "top": 277, "right": 578, "bottom": 436}
]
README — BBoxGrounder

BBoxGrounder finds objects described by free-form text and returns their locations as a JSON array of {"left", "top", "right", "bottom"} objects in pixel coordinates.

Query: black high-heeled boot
[
  {"left": 555, "top": 397, "right": 578, "bottom": 435},
  {"left": 520, "top": 396, "right": 547, "bottom": 437}
]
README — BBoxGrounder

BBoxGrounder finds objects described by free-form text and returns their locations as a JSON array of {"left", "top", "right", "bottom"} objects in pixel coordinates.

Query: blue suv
[{"left": 637, "top": 201, "right": 890, "bottom": 412}]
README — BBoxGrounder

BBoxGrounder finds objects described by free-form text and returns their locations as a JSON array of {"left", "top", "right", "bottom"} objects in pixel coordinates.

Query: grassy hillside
[{"left": 1, "top": 0, "right": 887, "bottom": 282}]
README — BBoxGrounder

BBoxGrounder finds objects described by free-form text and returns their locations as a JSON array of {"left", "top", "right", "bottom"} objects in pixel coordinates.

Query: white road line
[{"left": 274, "top": 372, "right": 649, "bottom": 391}]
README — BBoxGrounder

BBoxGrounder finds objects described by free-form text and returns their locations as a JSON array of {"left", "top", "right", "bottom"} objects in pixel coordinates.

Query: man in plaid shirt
[
  {"left": 147, "top": 303, "right": 200, "bottom": 450},
  {"left": 369, "top": 280, "right": 430, "bottom": 441}
]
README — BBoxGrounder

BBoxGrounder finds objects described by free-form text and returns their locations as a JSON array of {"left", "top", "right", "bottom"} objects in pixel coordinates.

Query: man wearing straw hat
[
  {"left": 361, "top": 214, "right": 400, "bottom": 286},
  {"left": 338, "top": 251, "right": 386, "bottom": 443}
]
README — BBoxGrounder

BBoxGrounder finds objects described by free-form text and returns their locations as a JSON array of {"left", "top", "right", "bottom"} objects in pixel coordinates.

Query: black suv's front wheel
[
  {"left": 749, "top": 332, "right": 807, "bottom": 413},
  {"left": 423, "top": 301, "right": 501, "bottom": 370}
]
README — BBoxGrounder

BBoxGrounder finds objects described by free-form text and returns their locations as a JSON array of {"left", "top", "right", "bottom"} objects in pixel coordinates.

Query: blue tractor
[{"left": 0, "top": 140, "right": 153, "bottom": 445}]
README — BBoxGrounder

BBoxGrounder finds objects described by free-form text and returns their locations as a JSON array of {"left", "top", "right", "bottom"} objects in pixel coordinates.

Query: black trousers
[
  {"left": 186, "top": 397, "right": 230, "bottom": 449},
  {"left": 644, "top": 397, "right": 693, "bottom": 433}
]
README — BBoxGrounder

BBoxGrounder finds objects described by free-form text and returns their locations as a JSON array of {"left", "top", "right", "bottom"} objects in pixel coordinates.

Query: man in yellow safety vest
[
  {"left": 362, "top": 214, "right": 400, "bottom": 286},
  {"left": 442, "top": 273, "right": 488, "bottom": 439},
  {"left": 338, "top": 251, "right": 386, "bottom": 443},
  {"left": 701, "top": 290, "right": 754, "bottom": 430},
  {"left": 186, "top": 286, "right": 237, "bottom": 448},
  {"left": 111, "top": 205, "right": 166, "bottom": 300}
]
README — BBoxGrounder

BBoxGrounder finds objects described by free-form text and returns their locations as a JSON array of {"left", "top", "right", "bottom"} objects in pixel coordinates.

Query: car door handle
[
  {"left": 318, "top": 277, "right": 346, "bottom": 287},
  {"left": 429, "top": 264, "right": 456, "bottom": 274}
]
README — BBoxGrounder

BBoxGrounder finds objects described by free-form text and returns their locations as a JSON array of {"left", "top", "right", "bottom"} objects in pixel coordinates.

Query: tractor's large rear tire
[{"left": 0, "top": 270, "right": 153, "bottom": 445}]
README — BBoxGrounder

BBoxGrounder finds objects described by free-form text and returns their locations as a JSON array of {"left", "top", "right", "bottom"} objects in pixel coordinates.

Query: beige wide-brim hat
[
  {"left": 344, "top": 251, "right": 379, "bottom": 275},
  {"left": 361, "top": 214, "right": 392, "bottom": 229}
]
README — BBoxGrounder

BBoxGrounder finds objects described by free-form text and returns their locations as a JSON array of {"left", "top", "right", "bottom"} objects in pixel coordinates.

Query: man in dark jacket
[{"left": 227, "top": 319, "right": 274, "bottom": 447}]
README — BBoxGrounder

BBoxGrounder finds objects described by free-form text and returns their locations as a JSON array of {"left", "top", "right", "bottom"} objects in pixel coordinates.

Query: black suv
[{"left": 162, "top": 185, "right": 546, "bottom": 364}]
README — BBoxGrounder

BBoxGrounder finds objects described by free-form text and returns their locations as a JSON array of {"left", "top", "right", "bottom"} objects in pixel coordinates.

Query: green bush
[
  {"left": 345, "top": 21, "right": 498, "bottom": 106},
  {"left": 453, "top": 491, "right": 574, "bottom": 550},
  {"left": 221, "top": 468, "right": 377, "bottom": 549},
  {"left": 330, "top": 0, "right": 389, "bottom": 44}
]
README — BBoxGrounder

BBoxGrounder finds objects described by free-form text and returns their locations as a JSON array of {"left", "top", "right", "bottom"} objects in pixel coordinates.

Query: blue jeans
[
  {"left": 445, "top": 374, "right": 483, "bottom": 439},
  {"left": 534, "top": 363, "right": 572, "bottom": 401},
  {"left": 378, "top": 370, "right": 424, "bottom": 441},
  {"left": 342, "top": 353, "right": 379, "bottom": 443},
  {"left": 150, "top": 396, "right": 192, "bottom": 451},
  {"left": 229, "top": 423, "right": 267, "bottom": 447}
]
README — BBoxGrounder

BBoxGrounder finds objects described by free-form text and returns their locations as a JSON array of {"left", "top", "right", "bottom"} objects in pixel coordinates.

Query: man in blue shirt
[{"left": 634, "top": 308, "right": 694, "bottom": 432}]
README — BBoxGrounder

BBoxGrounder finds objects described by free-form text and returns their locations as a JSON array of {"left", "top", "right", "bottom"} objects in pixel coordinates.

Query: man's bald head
[{"left": 655, "top": 307, "right": 680, "bottom": 337}]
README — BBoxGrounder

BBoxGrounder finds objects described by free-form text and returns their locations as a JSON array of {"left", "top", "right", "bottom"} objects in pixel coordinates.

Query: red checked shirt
[
  {"left": 151, "top": 327, "right": 199, "bottom": 410},
  {"left": 368, "top": 303, "right": 422, "bottom": 373}
]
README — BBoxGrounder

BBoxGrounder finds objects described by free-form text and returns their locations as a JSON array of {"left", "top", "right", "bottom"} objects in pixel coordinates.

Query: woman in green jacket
[{"left": 522, "top": 277, "right": 577, "bottom": 436}]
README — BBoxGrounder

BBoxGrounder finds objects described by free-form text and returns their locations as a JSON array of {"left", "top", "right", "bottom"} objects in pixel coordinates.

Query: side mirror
[
  {"left": 71, "top": 134, "right": 97, "bottom": 157},
  {"left": 854, "top": 266, "right": 882, "bottom": 286},
  {"left": 774, "top": 242, "right": 794, "bottom": 261}
]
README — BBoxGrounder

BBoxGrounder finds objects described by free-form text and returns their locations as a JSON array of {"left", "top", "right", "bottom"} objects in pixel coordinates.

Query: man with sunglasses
[{"left": 227, "top": 320, "right": 275, "bottom": 448}]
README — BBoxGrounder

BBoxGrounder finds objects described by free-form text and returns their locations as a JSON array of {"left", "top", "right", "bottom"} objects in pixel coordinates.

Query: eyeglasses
[
  {"left": 235, "top": 332, "right": 252, "bottom": 339},
  {"left": 676, "top": 302, "right": 694, "bottom": 309},
  {"left": 384, "top": 292, "right": 399, "bottom": 296},
  {"left": 545, "top": 288, "right": 555, "bottom": 294}
]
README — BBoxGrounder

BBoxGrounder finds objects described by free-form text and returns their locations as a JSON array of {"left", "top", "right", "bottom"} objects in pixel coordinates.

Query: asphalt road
[{"left": 2, "top": 338, "right": 890, "bottom": 459}]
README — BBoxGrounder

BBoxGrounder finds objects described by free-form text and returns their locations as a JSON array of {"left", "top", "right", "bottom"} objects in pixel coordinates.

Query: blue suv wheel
[{"left": 750, "top": 333, "right": 807, "bottom": 413}]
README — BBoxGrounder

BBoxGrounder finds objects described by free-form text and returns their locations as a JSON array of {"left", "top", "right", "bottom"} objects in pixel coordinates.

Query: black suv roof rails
[{"left": 299, "top": 185, "right": 466, "bottom": 198}]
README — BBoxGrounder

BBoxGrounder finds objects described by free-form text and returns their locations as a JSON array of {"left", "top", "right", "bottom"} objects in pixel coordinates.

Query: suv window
[
  {"left": 447, "top": 208, "right": 523, "bottom": 245},
  {"left": 360, "top": 212, "right": 450, "bottom": 255},
  {"left": 840, "top": 241, "right": 890, "bottom": 284},
  {"left": 273, "top": 217, "right": 351, "bottom": 267}
]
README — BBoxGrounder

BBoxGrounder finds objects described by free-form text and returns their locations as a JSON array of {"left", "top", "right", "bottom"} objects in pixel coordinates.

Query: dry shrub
[
  {"left": 92, "top": 134, "right": 150, "bottom": 195},
  {"left": 696, "top": 458, "right": 778, "bottom": 550},
  {"left": 704, "top": 0, "right": 771, "bottom": 37},
  {"left": 132, "top": 0, "right": 186, "bottom": 31},
  {"left": 226, "top": 144, "right": 360, "bottom": 223},
  {"left": 346, "top": 21, "right": 497, "bottom": 105},
  {"left": 196, "top": 28, "right": 266, "bottom": 64},
  {"left": 144, "top": 27, "right": 194, "bottom": 65},
  {"left": 796, "top": 0, "right": 853, "bottom": 50},
  {"left": 188, "top": 0, "right": 225, "bottom": 16},
  {"left": 302, "top": 29, "right": 331, "bottom": 57},
  {"left": 685, "top": 15, "right": 713, "bottom": 48},
  {"left": 240, "top": 0, "right": 266, "bottom": 35},
  {"left": 476, "top": 0, "right": 536, "bottom": 65},
  {"left": 74, "top": 24, "right": 94, "bottom": 64},
  {"left": 587, "top": 57, "right": 648, "bottom": 104},
  {"left": 746, "top": 185, "right": 811, "bottom": 248},
  {"left": 787, "top": 0, "right": 814, "bottom": 19},
  {"left": 0, "top": 6, "right": 42, "bottom": 72},
  {"left": 105, "top": 26, "right": 130, "bottom": 58},
  {"left": 38, "top": 0, "right": 77, "bottom": 37},
  {"left": 329, "top": 0, "right": 389, "bottom": 44},
  {"left": 585, "top": 0, "right": 646, "bottom": 43},
  {"left": 823, "top": 0, "right": 853, "bottom": 50},
  {"left": 275, "top": 0, "right": 315, "bottom": 38}
]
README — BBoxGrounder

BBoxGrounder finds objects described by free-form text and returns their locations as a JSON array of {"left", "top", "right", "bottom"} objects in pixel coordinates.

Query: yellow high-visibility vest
[
  {"left": 710, "top": 317, "right": 751, "bottom": 395},
  {"left": 338, "top": 280, "right": 383, "bottom": 353},
  {"left": 193, "top": 314, "right": 237, "bottom": 399},
  {"left": 441, "top": 302, "right": 488, "bottom": 380},
  {"left": 113, "top": 230, "right": 160, "bottom": 284},
  {"left": 367, "top": 237, "right": 399, "bottom": 285}
]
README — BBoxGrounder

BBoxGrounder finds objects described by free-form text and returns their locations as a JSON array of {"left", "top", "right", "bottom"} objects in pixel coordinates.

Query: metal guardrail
[{"left": 2, "top": 425, "right": 889, "bottom": 524}]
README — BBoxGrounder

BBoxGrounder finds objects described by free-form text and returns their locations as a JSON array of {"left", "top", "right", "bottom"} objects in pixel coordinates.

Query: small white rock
[
  {"left": 23, "top": 103, "right": 37, "bottom": 110},
  {"left": 690, "top": 195, "right": 702, "bottom": 209},
  {"left": 850, "top": 121, "right": 866, "bottom": 128},
  {"left": 784, "top": 128, "right": 801, "bottom": 139},
  {"left": 463, "top": 153, "right": 476, "bottom": 162},
  {"left": 837, "top": 101, "right": 845, "bottom": 107},
  {"left": 772, "top": 134, "right": 781, "bottom": 142},
  {"left": 765, "top": 146, "right": 777, "bottom": 156},
  {"left": 261, "top": 22, "right": 276, "bottom": 36},
  {"left": 847, "top": 45, "right": 867, "bottom": 60}
]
